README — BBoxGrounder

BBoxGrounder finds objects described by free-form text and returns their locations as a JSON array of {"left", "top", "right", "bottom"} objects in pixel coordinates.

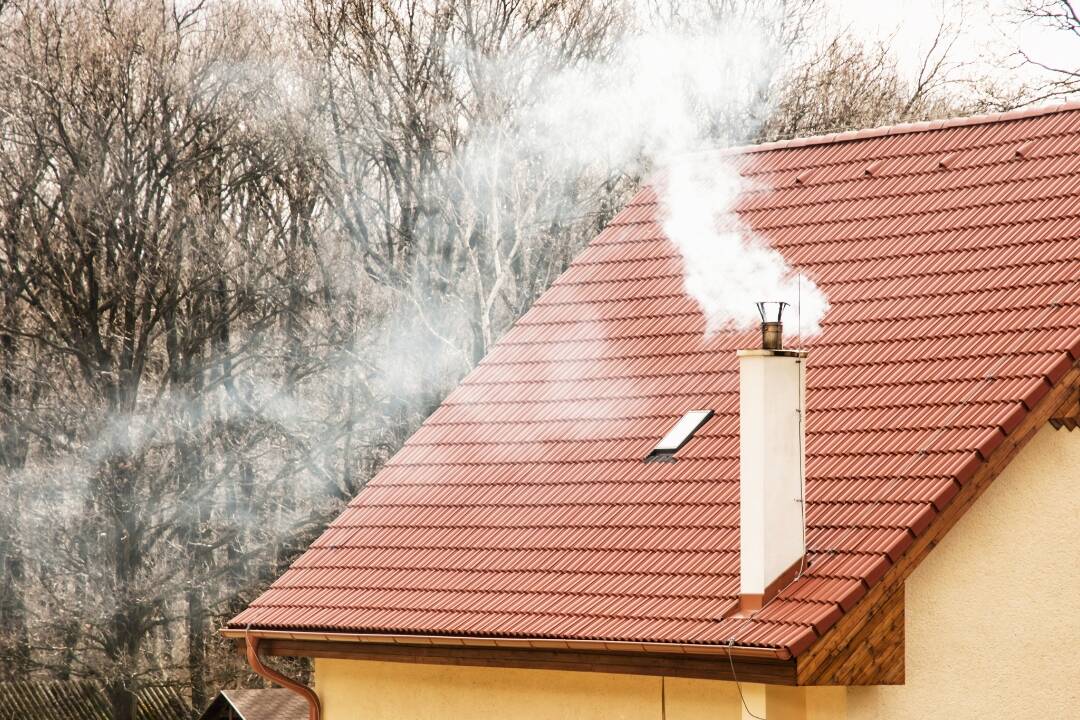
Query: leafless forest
[{"left": 0, "top": 0, "right": 1075, "bottom": 717}]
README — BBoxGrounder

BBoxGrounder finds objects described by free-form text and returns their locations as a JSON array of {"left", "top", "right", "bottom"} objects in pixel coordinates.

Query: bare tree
[
  {"left": 760, "top": 15, "right": 977, "bottom": 142},
  {"left": 0, "top": 1, "right": 333, "bottom": 715},
  {"left": 1014, "top": 1, "right": 1080, "bottom": 101},
  {"left": 0, "top": 1, "right": 1033, "bottom": 718},
  {"left": 300, "top": 0, "right": 632, "bottom": 368}
]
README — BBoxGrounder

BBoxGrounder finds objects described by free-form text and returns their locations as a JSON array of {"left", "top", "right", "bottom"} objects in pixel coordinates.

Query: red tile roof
[{"left": 229, "top": 102, "right": 1080, "bottom": 658}]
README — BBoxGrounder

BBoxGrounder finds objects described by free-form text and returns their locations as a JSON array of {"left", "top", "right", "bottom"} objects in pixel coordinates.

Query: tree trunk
[
  {"left": 107, "top": 678, "right": 138, "bottom": 720},
  {"left": 0, "top": 242, "right": 30, "bottom": 677},
  {"left": 104, "top": 451, "right": 144, "bottom": 720}
]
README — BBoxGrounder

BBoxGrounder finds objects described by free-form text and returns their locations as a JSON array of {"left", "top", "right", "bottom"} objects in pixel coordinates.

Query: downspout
[{"left": 245, "top": 627, "right": 321, "bottom": 720}]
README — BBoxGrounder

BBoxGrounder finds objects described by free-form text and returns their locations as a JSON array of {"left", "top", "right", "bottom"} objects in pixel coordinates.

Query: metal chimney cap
[{"left": 756, "top": 301, "right": 789, "bottom": 324}]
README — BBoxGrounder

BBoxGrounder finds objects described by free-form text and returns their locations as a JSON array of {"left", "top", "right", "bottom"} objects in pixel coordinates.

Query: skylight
[{"left": 646, "top": 410, "right": 713, "bottom": 463}]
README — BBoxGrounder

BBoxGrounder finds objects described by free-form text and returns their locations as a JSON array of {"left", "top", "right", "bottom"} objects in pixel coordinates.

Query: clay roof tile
[{"left": 229, "top": 103, "right": 1080, "bottom": 656}]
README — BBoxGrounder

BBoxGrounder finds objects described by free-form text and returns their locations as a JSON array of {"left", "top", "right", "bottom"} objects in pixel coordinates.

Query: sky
[
  {"left": 824, "top": 0, "right": 1078, "bottom": 101},
  {"left": 236, "top": 0, "right": 1078, "bottom": 102}
]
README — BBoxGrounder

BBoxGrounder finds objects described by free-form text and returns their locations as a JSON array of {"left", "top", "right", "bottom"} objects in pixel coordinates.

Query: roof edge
[
  {"left": 224, "top": 628, "right": 800, "bottom": 686},
  {"left": 220, "top": 627, "right": 792, "bottom": 661},
  {"left": 727, "top": 100, "right": 1080, "bottom": 156}
]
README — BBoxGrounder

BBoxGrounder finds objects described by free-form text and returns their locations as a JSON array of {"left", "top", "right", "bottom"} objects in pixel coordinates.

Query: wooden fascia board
[
  {"left": 798, "top": 583, "right": 906, "bottom": 686},
  {"left": 797, "top": 363, "right": 1080, "bottom": 685},
  {"left": 233, "top": 637, "right": 799, "bottom": 686},
  {"left": 1049, "top": 384, "right": 1080, "bottom": 430}
]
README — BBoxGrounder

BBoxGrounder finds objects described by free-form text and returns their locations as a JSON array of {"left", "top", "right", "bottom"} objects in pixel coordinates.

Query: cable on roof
[
  {"left": 795, "top": 354, "right": 808, "bottom": 581},
  {"left": 795, "top": 271, "right": 807, "bottom": 581},
  {"left": 726, "top": 638, "right": 766, "bottom": 719},
  {"left": 797, "top": 273, "right": 802, "bottom": 350}
]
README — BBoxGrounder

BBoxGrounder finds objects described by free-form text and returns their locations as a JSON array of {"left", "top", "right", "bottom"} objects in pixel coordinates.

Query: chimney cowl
[
  {"left": 756, "top": 301, "right": 788, "bottom": 350},
  {"left": 761, "top": 322, "right": 783, "bottom": 350}
]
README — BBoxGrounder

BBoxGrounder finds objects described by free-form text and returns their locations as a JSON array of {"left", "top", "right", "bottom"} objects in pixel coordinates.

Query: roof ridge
[{"left": 727, "top": 100, "right": 1080, "bottom": 156}]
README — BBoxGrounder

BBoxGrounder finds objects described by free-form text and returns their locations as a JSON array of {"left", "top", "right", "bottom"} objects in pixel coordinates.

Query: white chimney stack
[{"left": 737, "top": 302, "right": 807, "bottom": 613}]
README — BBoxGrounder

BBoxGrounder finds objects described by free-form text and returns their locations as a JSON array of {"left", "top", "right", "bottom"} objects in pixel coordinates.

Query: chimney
[{"left": 737, "top": 302, "right": 807, "bottom": 614}]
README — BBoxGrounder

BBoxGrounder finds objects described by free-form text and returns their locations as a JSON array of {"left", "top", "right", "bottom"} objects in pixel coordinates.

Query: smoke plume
[{"left": 467, "top": 11, "right": 830, "bottom": 335}]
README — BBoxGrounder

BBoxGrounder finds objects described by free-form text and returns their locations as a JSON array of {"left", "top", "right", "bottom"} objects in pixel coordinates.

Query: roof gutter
[
  {"left": 244, "top": 628, "right": 321, "bottom": 720},
  {"left": 224, "top": 627, "right": 792, "bottom": 661}
]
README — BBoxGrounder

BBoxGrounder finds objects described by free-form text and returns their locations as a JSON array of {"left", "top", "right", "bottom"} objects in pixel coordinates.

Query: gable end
[{"left": 797, "top": 362, "right": 1080, "bottom": 685}]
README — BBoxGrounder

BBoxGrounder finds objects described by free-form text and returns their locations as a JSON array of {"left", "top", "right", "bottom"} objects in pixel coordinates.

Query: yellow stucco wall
[
  {"left": 315, "top": 659, "right": 659, "bottom": 720},
  {"left": 312, "top": 426, "right": 1079, "bottom": 720},
  {"left": 313, "top": 658, "right": 844, "bottom": 720},
  {"left": 847, "top": 424, "right": 1080, "bottom": 719}
]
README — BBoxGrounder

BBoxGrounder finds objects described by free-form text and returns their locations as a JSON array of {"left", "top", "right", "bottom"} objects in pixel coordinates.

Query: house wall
[
  {"left": 313, "top": 659, "right": 844, "bottom": 720},
  {"left": 846, "top": 424, "right": 1080, "bottom": 719},
  {"left": 311, "top": 425, "right": 1079, "bottom": 720}
]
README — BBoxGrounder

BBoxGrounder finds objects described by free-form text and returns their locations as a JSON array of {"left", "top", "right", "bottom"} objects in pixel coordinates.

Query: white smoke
[
  {"left": 663, "top": 154, "right": 830, "bottom": 335},
  {"left": 469, "top": 11, "right": 830, "bottom": 335}
]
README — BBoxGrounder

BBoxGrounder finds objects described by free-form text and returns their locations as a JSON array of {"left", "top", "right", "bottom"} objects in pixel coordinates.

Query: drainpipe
[{"left": 245, "top": 627, "right": 321, "bottom": 720}]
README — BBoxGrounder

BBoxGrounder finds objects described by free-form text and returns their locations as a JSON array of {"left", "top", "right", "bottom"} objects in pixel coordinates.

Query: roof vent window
[{"left": 646, "top": 410, "right": 713, "bottom": 463}]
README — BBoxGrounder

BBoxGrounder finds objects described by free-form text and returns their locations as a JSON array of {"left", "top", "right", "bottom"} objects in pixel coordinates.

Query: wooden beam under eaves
[
  {"left": 1049, "top": 385, "right": 1080, "bottom": 431},
  {"left": 237, "top": 638, "right": 801, "bottom": 686}
]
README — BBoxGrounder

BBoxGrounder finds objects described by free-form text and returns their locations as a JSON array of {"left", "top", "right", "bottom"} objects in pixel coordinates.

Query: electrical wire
[
  {"left": 726, "top": 639, "right": 766, "bottom": 720},
  {"left": 797, "top": 273, "right": 803, "bottom": 349},
  {"left": 795, "top": 355, "right": 807, "bottom": 580},
  {"left": 796, "top": 273, "right": 808, "bottom": 580}
]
